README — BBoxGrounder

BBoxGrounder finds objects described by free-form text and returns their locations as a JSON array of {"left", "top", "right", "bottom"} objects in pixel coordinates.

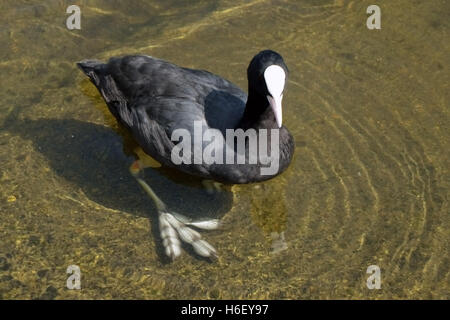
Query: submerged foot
[
  {"left": 159, "top": 211, "right": 220, "bottom": 260},
  {"left": 130, "top": 160, "right": 220, "bottom": 260}
]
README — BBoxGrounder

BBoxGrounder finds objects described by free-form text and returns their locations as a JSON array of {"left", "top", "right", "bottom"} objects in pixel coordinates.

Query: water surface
[{"left": 0, "top": 0, "right": 448, "bottom": 299}]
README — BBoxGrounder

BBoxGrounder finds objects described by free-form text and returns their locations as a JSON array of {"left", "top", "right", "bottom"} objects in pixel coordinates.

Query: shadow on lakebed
[{"left": 3, "top": 114, "right": 233, "bottom": 222}]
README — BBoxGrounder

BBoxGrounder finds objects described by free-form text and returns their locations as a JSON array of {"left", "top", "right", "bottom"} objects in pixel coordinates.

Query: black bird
[{"left": 77, "top": 50, "right": 294, "bottom": 259}]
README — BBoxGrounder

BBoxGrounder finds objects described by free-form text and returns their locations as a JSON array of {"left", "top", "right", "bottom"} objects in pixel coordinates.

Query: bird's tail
[
  {"left": 76, "top": 59, "right": 128, "bottom": 124},
  {"left": 76, "top": 60, "right": 104, "bottom": 86}
]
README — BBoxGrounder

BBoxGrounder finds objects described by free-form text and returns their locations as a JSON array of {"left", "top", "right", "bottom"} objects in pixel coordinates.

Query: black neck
[{"left": 238, "top": 88, "right": 275, "bottom": 130}]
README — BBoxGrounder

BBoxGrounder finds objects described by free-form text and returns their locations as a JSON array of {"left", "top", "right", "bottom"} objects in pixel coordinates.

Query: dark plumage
[{"left": 77, "top": 50, "right": 294, "bottom": 184}]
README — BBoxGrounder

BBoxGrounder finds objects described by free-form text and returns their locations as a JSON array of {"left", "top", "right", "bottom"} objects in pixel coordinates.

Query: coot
[{"left": 77, "top": 50, "right": 294, "bottom": 259}]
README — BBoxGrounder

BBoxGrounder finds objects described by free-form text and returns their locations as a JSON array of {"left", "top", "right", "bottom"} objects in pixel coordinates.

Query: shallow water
[{"left": 0, "top": 0, "right": 448, "bottom": 299}]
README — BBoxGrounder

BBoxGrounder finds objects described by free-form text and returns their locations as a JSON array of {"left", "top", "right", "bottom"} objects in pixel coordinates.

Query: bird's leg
[{"left": 130, "top": 160, "right": 219, "bottom": 260}]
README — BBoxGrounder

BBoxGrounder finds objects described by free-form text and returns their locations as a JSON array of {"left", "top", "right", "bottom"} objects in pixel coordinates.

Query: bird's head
[{"left": 247, "top": 50, "right": 288, "bottom": 128}]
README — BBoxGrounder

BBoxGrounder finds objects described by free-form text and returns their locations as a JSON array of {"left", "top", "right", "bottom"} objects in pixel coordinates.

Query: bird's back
[{"left": 77, "top": 55, "right": 250, "bottom": 180}]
